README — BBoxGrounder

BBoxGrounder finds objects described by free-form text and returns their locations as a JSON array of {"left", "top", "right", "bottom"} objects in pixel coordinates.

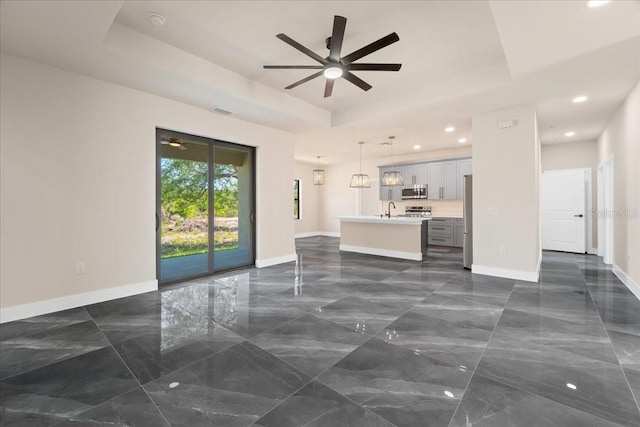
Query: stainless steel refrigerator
[{"left": 463, "top": 175, "right": 473, "bottom": 269}]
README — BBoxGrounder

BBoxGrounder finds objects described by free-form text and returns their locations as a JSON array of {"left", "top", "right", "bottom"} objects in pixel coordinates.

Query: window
[{"left": 294, "top": 179, "right": 300, "bottom": 220}]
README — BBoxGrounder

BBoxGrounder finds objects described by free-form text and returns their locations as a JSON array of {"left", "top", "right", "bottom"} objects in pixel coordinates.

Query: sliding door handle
[
  {"left": 250, "top": 210, "right": 256, "bottom": 224},
  {"left": 573, "top": 214, "right": 584, "bottom": 218},
  {"left": 155, "top": 213, "right": 159, "bottom": 232}
]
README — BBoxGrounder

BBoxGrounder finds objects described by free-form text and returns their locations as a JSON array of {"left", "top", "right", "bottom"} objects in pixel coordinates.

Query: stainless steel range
[{"left": 401, "top": 206, "right": 432, "bottom": 217}]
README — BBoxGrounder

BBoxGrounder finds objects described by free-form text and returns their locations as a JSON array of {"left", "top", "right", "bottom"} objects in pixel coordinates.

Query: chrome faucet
[{"left": 386, "top": 201, "right": 396, "bottom": 218}]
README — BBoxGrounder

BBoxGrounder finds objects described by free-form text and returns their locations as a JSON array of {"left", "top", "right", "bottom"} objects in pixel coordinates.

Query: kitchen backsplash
[{"left": 378, "top": 199, "right": 463, "bottom": 218}]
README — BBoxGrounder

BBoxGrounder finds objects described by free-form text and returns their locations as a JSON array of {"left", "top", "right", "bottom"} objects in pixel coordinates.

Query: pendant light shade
[
  {"left": 381, "top": 170, "right": 403, "bottom": 186},
  {"left": 350, "top": 142, "right": 370, "bottom": 188},
  {"left": 381, "top": 136, "right": 404, "bottom": 186},
  {"left": 313, "top": 156, "right": 325, "bottom": 185}
]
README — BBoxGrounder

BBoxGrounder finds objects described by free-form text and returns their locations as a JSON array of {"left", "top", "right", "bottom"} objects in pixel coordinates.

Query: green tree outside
[{"left": 160, "top": 158, "right": 239, "bottom": 258}]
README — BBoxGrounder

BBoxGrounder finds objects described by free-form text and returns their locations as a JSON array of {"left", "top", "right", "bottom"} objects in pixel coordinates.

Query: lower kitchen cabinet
[
  {"left": 428, "top": 217, "right": 463, "bottom": 248},
  {"left": 453, "top": 219, "right": 464, "bottom": 247}
]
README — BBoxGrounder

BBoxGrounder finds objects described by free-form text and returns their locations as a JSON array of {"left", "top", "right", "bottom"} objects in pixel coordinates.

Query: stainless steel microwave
[{"left": 401, "top": 185, "right": 428, "bottom": 199}]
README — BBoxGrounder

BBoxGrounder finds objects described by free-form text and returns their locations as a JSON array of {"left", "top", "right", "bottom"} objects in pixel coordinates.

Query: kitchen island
[{"left": 338, "top": 216, "right": 431, "bottom": 261}]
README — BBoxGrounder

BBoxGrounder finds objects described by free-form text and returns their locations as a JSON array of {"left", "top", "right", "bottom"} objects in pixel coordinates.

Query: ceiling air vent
[
  {"left": 212, "top": 107, "right": 233, "bottom": 115},
  {"left": 498, "top": 119, "right": 518, "bottom": 129}
]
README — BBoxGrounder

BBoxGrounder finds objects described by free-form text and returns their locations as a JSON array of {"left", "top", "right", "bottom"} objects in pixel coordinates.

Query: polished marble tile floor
[{"left": 1, "top": 237, "right": 639, "bottom": 426}]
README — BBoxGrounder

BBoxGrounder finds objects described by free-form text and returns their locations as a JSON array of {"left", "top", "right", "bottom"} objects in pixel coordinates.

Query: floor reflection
[{"left": 160, "top": 285, "right": 209, "bottom": 351}]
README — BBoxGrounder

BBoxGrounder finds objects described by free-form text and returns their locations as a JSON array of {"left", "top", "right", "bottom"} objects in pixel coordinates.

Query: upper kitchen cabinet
[
  {"left": 400, "top": 163, "right": 428, "bottom": 185},
  {"left": 378, "top": 158, "right": 470, "bottom": 201},
  {"left": 401, "top": 164, "right": 416, "bottom": 185},
  {"left": 415, "top": 163, "right": 429, "bottom": 185},
  {"left": 428, "top": 160, "right": 457, "bottom": 199},
  {"left": 456, "top": 159, "right": 472, "bottom": 199}
]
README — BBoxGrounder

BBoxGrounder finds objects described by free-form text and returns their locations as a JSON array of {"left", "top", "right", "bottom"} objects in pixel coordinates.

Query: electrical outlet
[
  {"left": 75, "top": 262, "right": 86, "bottom": 274},
  {"left": 499, "top": 245, "right": 507, "bottom": 256}
]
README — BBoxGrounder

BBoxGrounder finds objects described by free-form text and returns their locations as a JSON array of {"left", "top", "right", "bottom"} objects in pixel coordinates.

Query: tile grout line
[
  {"left": 445, "top": 278, "right": 517, "bottom": 427},
  {"left": 309, "top": 335, "right": 401, "bottom": 427},
  {"left": 87, "top": 316, "right": 173, "bottom": 427},
  {"left": 452, "top": 256, "right": 639, "bottom": 426},
  {"left": 287, "top": 267, "right": 467, "bottom": 427},
  {"left": 268, "top": 251, "right": 468, "bottom": 426},
  {"left": 581, "top": 260, "right": 640, "bottom": 415}
]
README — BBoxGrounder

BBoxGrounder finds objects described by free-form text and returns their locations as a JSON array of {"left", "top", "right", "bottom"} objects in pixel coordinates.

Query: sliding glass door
[
  {"left": 213, "top": 144, "right": 254, "bottom": 270},
  {"left": 156, "top": 129, "right": 255, "bottom": 284}
]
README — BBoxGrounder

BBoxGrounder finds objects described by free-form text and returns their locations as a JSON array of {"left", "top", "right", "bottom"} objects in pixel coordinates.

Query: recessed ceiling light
[
  {"left": 413, "top": 145, "right": 421, "bottom": 150},
  {"left": 148, "top": 12, "right": 166, "bottom": 26},
  {"left": 565, "top": 131, "right": 576, "bottom": 137},
  {"left": 458, "top": 138, "right": 467, "bottom": 143},
  {"left": 444, "top": 391, "right": 455, "bottom": 398},
  {"left": 566, "top": 383, "right": 577, "bottom": 390},
  {"left": 587, "top": 0, "right": 610, "bottom": 8},
  {"left": 445, "top": 126, "right": 455, "bottom": 133},
  {"left": 572, "top": 95, "right": 588, "bottom": 103}
]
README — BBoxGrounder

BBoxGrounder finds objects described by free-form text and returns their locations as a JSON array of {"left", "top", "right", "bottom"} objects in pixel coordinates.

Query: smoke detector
[{"left": 148, "top": 12, "right": 166, "bottom": 26}]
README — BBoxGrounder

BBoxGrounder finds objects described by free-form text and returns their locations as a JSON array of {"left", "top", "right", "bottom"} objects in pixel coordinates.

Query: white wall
[
  {"left": 597, "top": 79, "right": 640, "bottom": 291},
  {"left": 320, "top": 147, "right": 472, "bottom": 234},
  {"left": 472, "top": 104, "right": 541, "bottom": 281},
  {"left": 0, "top": 54, "right": 296, "bottom": 316},
  {"left": 541, "top": 140, "right": 598, "bottom": 250},
  {"left": 294, "top": 161, "right": 322, "bottom": 235}
]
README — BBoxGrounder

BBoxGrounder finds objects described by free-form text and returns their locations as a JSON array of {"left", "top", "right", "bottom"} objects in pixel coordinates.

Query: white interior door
[{"left": 542, "top": 169, "right": 586, "bottom": 253}]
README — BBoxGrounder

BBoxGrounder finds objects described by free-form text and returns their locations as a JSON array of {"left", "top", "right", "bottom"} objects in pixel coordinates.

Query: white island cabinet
[{"left": 338, "top": 216, "right": 432, "bottom": 261}]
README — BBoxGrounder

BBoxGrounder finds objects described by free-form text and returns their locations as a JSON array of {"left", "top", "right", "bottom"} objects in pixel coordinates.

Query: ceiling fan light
[
  {"left": 168, "top": 141, "right": 182, "bottom": 147},
  {"left": 323, "top": 66, "right": 343, "bottom": 79}
]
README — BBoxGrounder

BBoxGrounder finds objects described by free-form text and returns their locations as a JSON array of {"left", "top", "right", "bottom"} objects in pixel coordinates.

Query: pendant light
[
  {"left": 350, "top": 142, "right": 371, "bottom": 188},
  {"left": 313, "top": 156, "right": 325, "bottom": 185},
  {"left": 381, "top": 136, "right": 403, "bottom": 186}
]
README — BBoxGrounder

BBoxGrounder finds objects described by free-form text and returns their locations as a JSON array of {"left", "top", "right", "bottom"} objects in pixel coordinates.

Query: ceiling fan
[
  {"left": 264, "top": 15, "right": 401, "bottom": 98},
  {"left": 161, "top": 138, "right": 187, "bottom": 150}
]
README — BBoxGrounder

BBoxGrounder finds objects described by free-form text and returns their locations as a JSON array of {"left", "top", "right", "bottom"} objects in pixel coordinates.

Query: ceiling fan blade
[
  {"left": 285, "top": 71, "right": 324, "bottom": 89},
  {"left": 329, "top": 15, "right": 347, "bottom": 62},
  {"left": 264, "top": 65, "right": 324, "bottom": 69},
  {"left": 324, "top": 79, "right": 335, "bottom": 98},
  {"left": 346, "top": 63, "right": 402, "bottom": 71},
  {"left": 342, "top": 71, "right": 372, "bottom": 92},
  {"left": 276, "top": 34, "right": 328, "bottom": 65},
  {"left": 341, "top": 32, "right": 400, "bottom": 64}
]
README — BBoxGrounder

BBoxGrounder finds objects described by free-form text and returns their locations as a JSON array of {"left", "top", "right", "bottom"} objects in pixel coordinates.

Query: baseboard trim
[
  {"left": 255, "top": 253, "right": 298, "bottom": 268},
  {"left": 339, "top": 244, "right": 422, "bottom": 261},
  {"left": 613, "top": 264, "right": 640, "bottom": 301},
  {"left": 472, "top": 264, "right": 540, "bottom": 282},
  {"left": 295, "top": 232, "right": 340, "bottom": 238},
  {"left": 588, "top": 247, "right": 598, "bottom": 255},
  {"left": 0, "top": 280, "right": 158, "bottom": 324},
  {"left": 294, "top": 232, "right": 319, "bottom": 238}
]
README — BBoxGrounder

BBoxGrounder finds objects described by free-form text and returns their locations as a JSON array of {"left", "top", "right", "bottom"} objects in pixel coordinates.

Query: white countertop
[{"left": 339, "top": 215, "right": 431, "bottom": 225}]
